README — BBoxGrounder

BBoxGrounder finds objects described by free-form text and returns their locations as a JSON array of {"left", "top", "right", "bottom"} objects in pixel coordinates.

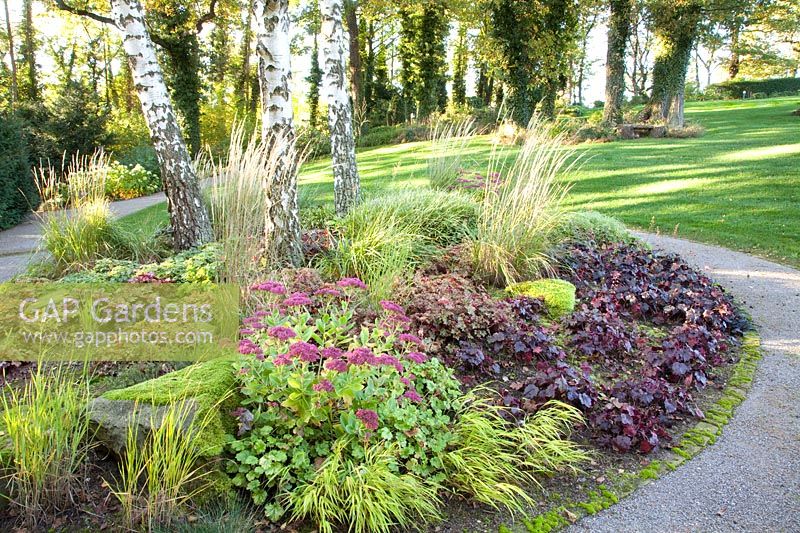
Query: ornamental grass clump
[
  {"left": 319, "top": 188, "right": 478, "bottom": 299},
  {"left": 428, "top": 117, "right": 477, "bottom": 190},
  {"left": 110, "top": 399, "right": 221, "bottom": 531},
  {"left": 1, "top": 364, "right": 94, "bottom": 527},
  {"left": 471, "top": 116, "right": 576, "bottom": 286}
]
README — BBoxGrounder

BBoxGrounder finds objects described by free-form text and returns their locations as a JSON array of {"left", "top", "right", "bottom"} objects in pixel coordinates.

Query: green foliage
[
  {"left": 59, "top": 243, "right": 222, "bottom": 283},
  {"left": 229, "top": 293, "right": 463, "bottom": 524},
  {"left": 0, "top": 112, "right": 37, "bottom": 229},
  {"left": 105, "top": 161, "right": 161, "bottom": 200},
  {"left": 505, "top": 279, "right": 577, "bottom": 319},
  {"left": 707, "top": 77, "right": 800, "bottom": 99},
  {"left": 1, "top": 365, "right": 93, "bottom": 525},
  {"left": 319, "top": 189, "right": 478, "bottom": 296},
  {"left": 444, "top": 398, "right": 587, "bottom": 513},
  {"left": 399, "top": 3, "right": 449, "bottom": 120},
  {"left": 163, "top": 497, "right": 260, "bottom": 533},
  {"left": 553, "top": 211, "right": 632, "bottom": 245}
]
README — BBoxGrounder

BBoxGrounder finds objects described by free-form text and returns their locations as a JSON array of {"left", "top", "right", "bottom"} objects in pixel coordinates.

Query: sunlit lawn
[{"left": 123, "top": 96, "right": 800, "bottom": 267}]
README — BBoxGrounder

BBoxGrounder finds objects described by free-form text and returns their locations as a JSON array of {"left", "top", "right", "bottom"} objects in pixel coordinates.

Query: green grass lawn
[{"left": 122, "top": 96, "right": 800, "bottom": 267}]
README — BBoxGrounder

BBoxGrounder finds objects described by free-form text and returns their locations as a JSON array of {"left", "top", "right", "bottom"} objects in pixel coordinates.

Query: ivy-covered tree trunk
[
  {"left": 236, "top": 0, "right": 255, "bottom": 112},
  {"left": 452, "top": 23, "right": 468, "bottom": 106},
  {"left": 3, "top": 0, "right": 18, "bottom": 105},
  {"left": 320, "top": 0, "right": 360, "bottom": 216},
  {"left": 727, "top": 21, "right": 740, "bottom": 79},
  {"left": 21, "top": 0, "right": 38, "bottom": 101},
  {"left": 111, "top": 0, "right": 212, "bottom": 250},
  {"left": 603, "top": 0, "right": 632, "bottom": 126},
  {"left": 160, "top": 39, "right": 203, "bottom": 156},
  {"left": 307, "top": 34, "right": 322, "bottom": 129},
  {"left": 254, "top": 0, "right": 303, "bottom": 267},
  {"left": 641, "top": 0, "right": 702, "bottom": 127}
]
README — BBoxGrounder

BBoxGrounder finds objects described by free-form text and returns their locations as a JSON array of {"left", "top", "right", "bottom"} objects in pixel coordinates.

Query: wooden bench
[{"left": 620, "top": 124, "right": 667, "bottom": 139}]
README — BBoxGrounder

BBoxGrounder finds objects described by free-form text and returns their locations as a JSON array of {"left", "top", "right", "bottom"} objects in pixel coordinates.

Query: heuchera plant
[{"left": 228, "top": 278, "right": 463, "bottom": 520}]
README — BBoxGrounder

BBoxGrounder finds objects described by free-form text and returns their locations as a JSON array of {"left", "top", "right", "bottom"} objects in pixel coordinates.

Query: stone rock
[
  {"left": 88, "top": 397, "right": 199, "bottom": 456},
  {"left": 649, "top": 125, "right": 667, "bottom": 138},
  {"left": 620, "top": 124, "right": 636, "bottom": 139}
]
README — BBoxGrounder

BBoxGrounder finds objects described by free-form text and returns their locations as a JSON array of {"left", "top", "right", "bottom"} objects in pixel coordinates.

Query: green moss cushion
[
  {"left": 505, "top": 279, "right": 577, "bottom": 319},
  {"left": 100, "top": 355, "right": 242, "bottom": 457}
]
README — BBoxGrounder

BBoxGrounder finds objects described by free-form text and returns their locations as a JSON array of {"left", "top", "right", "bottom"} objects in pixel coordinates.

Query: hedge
[
  {"left": 0, "top": 113, "right": 37, "bottom": 230},
  {"left": 707, "top": 77, "right": 800, "bottom": 99}
]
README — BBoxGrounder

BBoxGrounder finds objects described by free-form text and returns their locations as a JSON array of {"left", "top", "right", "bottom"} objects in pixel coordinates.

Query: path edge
[{"left": 502, "top": 331, "right": 762, "bottom": 533}]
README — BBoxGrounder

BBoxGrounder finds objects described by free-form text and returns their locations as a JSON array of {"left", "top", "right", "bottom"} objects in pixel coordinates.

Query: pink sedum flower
[
  {"left": 405, "top": 351, "right": 428, "bottom": 364},
  {"left": 273, "top": 353, "right": 292, "bottom": 366},
  {"left": 324, "top": 358, "right": 349, "bottom": 373},
  {"left": 403, "top": 389, "right": 423, "bottom": 403},
  {"left": 398, "top": 333, "right": 423, "bottom": 346},
  {"left": 337, "top": 277, "right": 367, "bottom": 290},
  {"left": 313, "top": 379, "right": 334, "bottom": 393},
  {"left": 283, "top": 292, "right": 313, "bottom": 307},
  {"left": 356, "top": 409, "right": 379, "bottom": 430},
  {"left": 267, "top": 326, "right": 297, "bottom": 341},
  {"left": 289, "top": 341, "right": 319, "bottom": 362},
  {"left": 379, "top": 300, "right": 405, "bottom": 314}
]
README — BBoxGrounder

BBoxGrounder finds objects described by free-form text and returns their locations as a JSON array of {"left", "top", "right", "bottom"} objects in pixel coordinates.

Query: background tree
[
  {"left": 3, "top": 0, "right": 18, "bottom": 106},
  {"left": 320, "top": 0, "right": 360, "bottom": 215},
  {"left": 626, "top": 0, "right": 654, "bottom": 100},
  {"left": 603, "top": 0, "right": 632, "bottom": 125},
  {"left": 641, "top": 0, "right": 703, "bottom": 127},
  {"left": 399, "top": 0, "right": 449, "bottom": 120},
  {"left": 451, "top": 22, "right": 468, "bottom": 107}
]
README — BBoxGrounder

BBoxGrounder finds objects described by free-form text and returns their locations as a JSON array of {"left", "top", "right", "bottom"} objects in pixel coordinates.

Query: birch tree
[
  {"left": 320, "top": 0, "right": 360, "bottom": 216},
  {"left": 55, "top": 0, "right": 212, "bottom": 250},
  {"left": 254, "top": 0, "right": 302, "bottom": 266}
]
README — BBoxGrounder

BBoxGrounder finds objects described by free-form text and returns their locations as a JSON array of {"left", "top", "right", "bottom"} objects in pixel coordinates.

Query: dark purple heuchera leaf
[
  {"left": 564, "top": 307, "right": 641, "bottom": 364},
  {"left": 503, "top": 360, "right": 598, "bottom": 413},
  {"left": 232, "top": 407, "right": 254, "bottom": 436}
]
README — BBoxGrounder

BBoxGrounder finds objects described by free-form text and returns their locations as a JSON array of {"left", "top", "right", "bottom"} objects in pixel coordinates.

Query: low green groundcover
[{"left": 506, "top": 279, "right": 577, "bottom": 319}]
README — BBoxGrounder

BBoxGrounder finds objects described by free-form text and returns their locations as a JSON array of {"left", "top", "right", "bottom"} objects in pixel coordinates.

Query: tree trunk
[
  {"left": 22, "top": 0, "right": 37, "bottom": 101},
  {"left": 344, "top": 0, "right": 362, "bottom": 113},
  {"left": 254, "top": 0, "right": 302, "bottom": 266},
  {"left": 111, "top": 0, "right": 212, "bottom": 250},
  {"left": 728, "top": 22, "right": 740, "bottom": 79},
  {"left": 237, "top": 0, "right": 255, "bottom": 112},
  {"left": 3, "top": 0, "right": 17, "bottom": 105},
  {"left": 603, "top": 0, "right": 632, "bottom": 126},
  {"left": 641, "top": 0, "right": 701, "bottom": 127},
  {"left": 320, "top": 0, "right": 360, "bottom": 216}
]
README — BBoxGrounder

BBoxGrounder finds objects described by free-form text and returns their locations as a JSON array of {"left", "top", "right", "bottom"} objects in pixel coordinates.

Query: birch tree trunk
[
  {"left": 320, "top": 0, "right": 360, "bottom": 216},
  {"left": 111, "top": 0, "right": 212, "bottom": 250},
  {"left": 254, "top": 0, "right": 302, "bottom": 266}
]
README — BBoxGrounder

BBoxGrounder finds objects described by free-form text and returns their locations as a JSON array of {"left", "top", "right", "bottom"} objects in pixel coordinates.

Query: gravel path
[
  {"left": 0, "top": 192, "right": 167, "bottom": 281},
  {"left": 568, "top": 232, "right": 800, "bottom": 533}
]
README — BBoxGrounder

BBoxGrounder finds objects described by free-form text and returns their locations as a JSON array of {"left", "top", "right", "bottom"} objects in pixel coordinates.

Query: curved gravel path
[{"left": 568, "top": 232, "right": 800, "bottom": 533}]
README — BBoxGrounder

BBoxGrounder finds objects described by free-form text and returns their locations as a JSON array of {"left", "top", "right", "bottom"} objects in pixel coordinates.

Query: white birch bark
[
  {"left": 111, "top": 0, "right": 212, "bottom": 250},
  {"left": 254, "top": 0, "right": 302, "bottom": 266},
  {"left": 320, "top": 0, "right": 360, "bottom": 216}
]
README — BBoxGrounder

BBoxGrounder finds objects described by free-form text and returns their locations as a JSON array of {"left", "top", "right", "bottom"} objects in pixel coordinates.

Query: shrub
[
  {"left": 229, "top": 282, "right": 463, "bottom": 525},
  {"left": 105, "top": 161, "right": 161, "bottom": 200},
  {"left": 552, "top": 211, "right": 632, "bottom": 246},
  {"left": 470, "top": 117, "right": 574, "bottom": 285},
  {"left": 506, "top": 279, "right": 577, "bottom": 319},
  {"left": 0, "top": 112, "right": 36, "bottom": 229},
  {"left": 230, "top": 279, "right": 587, "bottom": 529},
  {"left": 1, "top": 365, "right": 93, "bottom": 526},
  {"left": 708, "top": 77, "right": 800, "bottom": 99},
  {"left": 59, "top": 243, "right": 222, "bottom": 283}
]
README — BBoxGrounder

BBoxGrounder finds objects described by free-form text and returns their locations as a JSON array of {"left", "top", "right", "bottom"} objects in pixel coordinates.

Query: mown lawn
[{"left": 122, "top": 96, "right": 800, "bottom": 267}]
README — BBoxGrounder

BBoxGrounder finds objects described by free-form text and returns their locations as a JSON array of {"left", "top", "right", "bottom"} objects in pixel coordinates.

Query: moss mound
[
  {"left": 506, "top": 279, "right": 577, "bottom": 319},
  {"left": 102, "top": 355, "right": 243, "bottom": 457}
]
